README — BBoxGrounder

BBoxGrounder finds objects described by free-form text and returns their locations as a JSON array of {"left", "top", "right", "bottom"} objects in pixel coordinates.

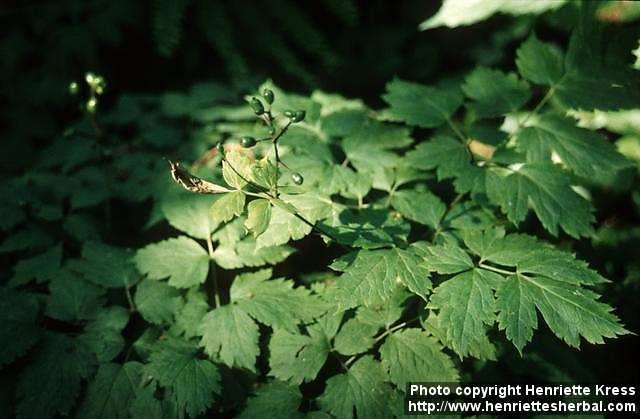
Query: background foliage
[{"left": 1, "top": 0, "right": 639, "bottom": 418}]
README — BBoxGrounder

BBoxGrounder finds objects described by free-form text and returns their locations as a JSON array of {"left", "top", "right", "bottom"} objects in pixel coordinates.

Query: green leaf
[
  {"left": 16, "top": 333, "right": 95, "bottom": 419},
  {"left": 333, "top": 318, "right": 379, "bottom": 356},
  {"left": 324, "top": 207, "right": 410, "bottom": 249},
  {"left": 517, "top": 114, "right": 631, "bottom": 180},
  {"left": 379, "top": 329, "right": 459, "bottom": 389},
  {"left": 245, "top": 199, "right": 272, "bottom": 237},
  {"left": 381, "top": 78, "right": 463, "bottom": 128},
  {"left": 318, "top": 356, "right": 394, "bottom": 419},
  {"left": 486, "top": 164, "right": 595, "bottom": 238},
  {"left": 212, "top": 236, "right": 294, "bottom": 269},
  {"left": 231, "top": 269, "right": 327, "bottom": 332},
  {"left": 173, "top": 288, "right": 210, "bottom": 339},
  {"left": 10, "top": 244, "right": 62, "bottom": 286},
  {"left": 516, "top": 34, "right": 564, "bottom": 85},
  {"left": 222, "top": 150, "right": 254, "bottom": 190},
  {"left": 268, "top": 328, "right": 330, "bottom": 385},
  {"left": 390, "top": 189, "right": 446, "bottom": 229},
  {"left": 331, "top": 247, "right": 431, "bottom": 308},
  {"left": 462, "top": 66, "right": 531, "bottom": 118},
  {"left": 79, "top": 362, "right": 143, "bottom": 419},
  {"left": 414, "top": 240, "right": 474, "bottom": 274},
  {"left": 425, "top": 312, "right": 497, "bottom": 361},
  {"left": 199, "top": 305, "right": 260, "bottom": 372},
  {"left": 46, "top": 272, "right": 106, "bottom": 321},
  {"left": 255, "top": 204, "right": 312, "bottom": 248},
  {"left": 66, "top": 242, "right": 138, "bottom": 288},
  {"left": 162, "top": 193, "right": 217, "bottom": 240},
  {"left": 135, "top": 236, "right": 209, "bottom": 288},
  {"left": 238, "top": 381, "right": 303, "bottom": 419},
  {"left": 0, "top": 288, "right": 41, "bottom": 367},
  {"left": 135, "top": 279, "right": 184, "bottom": 325},
  {"left": 428, "top": 269, "right": 503, "bottom": 357},
  {"left": 405, "top": 135, "right": 484, "bottom": 195},
  {"left": 145, "top": 338, "right": 221, "bottom": 418},
  {"left": 211, "top": 190, "right": 246, "bottom": 225},
  {"left": 496, "top": 273, "right": 629, "bottom": 353},
  {"left": 78, "top": 307, "right": 130, "bottom": 362},
  {"left": 0, "top": 225, "right": 53, "bottom": 253},
  {"left": 130, "top": 382, "right": 170, "bottom": 419},
  {"left": 251, "top": 157, "right": 278, "bottom": 191},
  {"left": 356, "top": 289, "right": 410, "bottom": 328}
]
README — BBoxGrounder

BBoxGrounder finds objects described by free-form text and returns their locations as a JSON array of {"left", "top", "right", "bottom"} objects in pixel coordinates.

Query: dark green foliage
[{"left": 1, "top": 1, "right": 639, "bottom": 418}]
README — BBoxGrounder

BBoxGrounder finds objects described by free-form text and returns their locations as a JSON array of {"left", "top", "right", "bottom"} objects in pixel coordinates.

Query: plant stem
[
  {"left": 446, "top": 118, "right": 467, "bottom": 144},
  {"left": 206, "top": 234, "right": 221, "bottom": 307},
  {"left": 123, "top": 277, "right": 136, "bottom": 312},
  {"left": 478, "top": 262, "right": 515, "bottom": 276}
]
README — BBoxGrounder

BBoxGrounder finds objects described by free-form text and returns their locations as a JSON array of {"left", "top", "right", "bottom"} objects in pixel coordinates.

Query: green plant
[{"left": 1, "top": 3, "right": 639, "bottom": 419}]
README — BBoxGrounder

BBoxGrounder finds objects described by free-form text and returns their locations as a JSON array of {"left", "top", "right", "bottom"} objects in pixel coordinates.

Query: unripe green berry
[
  {"left": 86, "top": 98, "right": 97, "bottom": 113},
  {"left": 284, "top": 109, "right": 295, "bottom": 118},
  {"left": 250, "top": 97, "right": 265, "bottom": 115},
  {"left": 291, "top": 110, "right": 306, "bottom": 123},
  {"left": 262, "top": 89, "right": 274, "bottom": 104},
  {"left": 240, "top": 136, "right": 257, "bottom": 148},
  {"left": 291, "top": 172, "right": 304, "bottom": 185},
  {"left": 69, "top": 81, "right": 79, "bottom": 95}
]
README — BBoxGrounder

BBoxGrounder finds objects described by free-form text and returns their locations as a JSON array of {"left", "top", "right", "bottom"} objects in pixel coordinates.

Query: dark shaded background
[{"left": 1, "top": 0, "right": 638, "bottom": 392}]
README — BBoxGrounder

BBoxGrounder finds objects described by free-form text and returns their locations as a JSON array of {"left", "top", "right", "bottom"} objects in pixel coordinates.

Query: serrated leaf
[
  {"left": 517, "top": 114, "right": 631, "bottom": 180},
  {"left": 333, "top": 318, "right": 378, "bottom": 356},
  {"left": 238, "top": 381, "right": 302, "bottom": 419},
  {"left": 135, "top": 236, "right": 209, "bottom": 288},
  {"left": 66, "top": 242, "right": 138, "bottom": 288},
  {"left": 318, "top": 356, "right": 394, "bottom": 419},
  {"left": 16, "top": 333, "right": 95, "bottom": 419},
  {"left": 428, "top": 269, "right": 502, "bottom": 357},
  {"left": 405, "top": 135, "right": 485, "bottom": 195},
  {"left": 462, "top": 66, "right": 531, "bottom": 118},
  {"left": 486, "top": 164, "right": 594, "bottom": 238},
  {"left": 46, "top": 272, "right": 106, "bottom": 321},
  {"left": 0, "top": 225, "right": 53, "bottom": 253},
  {"left": 79, "top": 362, "right": 143, "bottom": 419},
  {"left": 356, "top": 289, "right": 411, "bottom": 328},
  {"left": 331, "top": 247, "right": 431, "bottom": 308},
  {"left": 212, "top": 236, "right": 294, "bottom": 269},
  {"left": 162, "top": 193, "right": 217, "bottom": 240},
  {"left": 324, "top": 207, "right": 410, "bottom": 249},
  {"left": 78, "top": 306, "right": 130, "bottom": 362},
  {"left": 268, "top": 328, "right": 329, "bottom": 385},
  {"left": 145, "top": 338, "right": 221, "bottom": 418},
  {"left": 231, "top": 270, "right": 327, "bottom": 332},
  {"left": 245, "top": 198, "right": 271, "bottom": 237},
  {"left": 496, "top": 273, "right": 629, "bottom": 353},
  {"left": 222, "top": 150, "right": 254, "bottom": 190},
  {"left": 255, "top": 204, "right": 312, "bottom": 248},
  {"left": 10, "top": 244, "right": 62, "bottom": 286},
  {"left": 173, "top": 288, "right": 210, "bottom": 339},
  {"left": 211, "top": 191, "right": 245, "bottom": 225},
  {"left": 135, "top": 279, "right": 184, "bottom": 325},
  {"left": 0, "top": 288, "right": 41, "bottom": 367},
  {"left": 199, "top": 305, "right": 259, "bottom": 372},
  {"left": 379, "top": 329, "right": 459, "bottom": 389},
  {"left": 516, "top": 34, "right": 564, "bottom": 85},
  {"left": 390, "top": 189, "right": 446, "bottom": 229},
  {"left": 413, "top": 240, "right": 474, "bottom": 274},
  {"left": 381, "top": 79, "right": 463, "bottom": 128}
]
